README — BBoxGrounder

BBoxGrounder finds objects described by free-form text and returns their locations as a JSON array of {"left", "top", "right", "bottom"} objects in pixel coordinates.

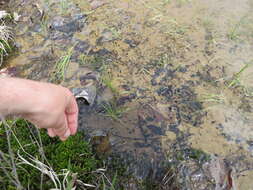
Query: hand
[
  {"left": 22, "top": 82, "right": 79, "bottom": 141},
  {"left": 0, "top": 78, "right": 79, "bottom": 140}
]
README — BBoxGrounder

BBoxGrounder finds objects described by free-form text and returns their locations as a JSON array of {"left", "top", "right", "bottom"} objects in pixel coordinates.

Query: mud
[{"left": 2, "top": 0, "right": 253, "bottom": 189}]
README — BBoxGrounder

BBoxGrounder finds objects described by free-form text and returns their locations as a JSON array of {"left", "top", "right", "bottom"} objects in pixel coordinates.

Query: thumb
[{"left": 66, "top": 95, "right": 79, "bottom": 135}]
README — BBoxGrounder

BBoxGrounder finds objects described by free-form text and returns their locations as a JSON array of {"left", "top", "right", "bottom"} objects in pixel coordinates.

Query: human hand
[
  {"left": 0, "top": 78, "right": 79, "bottom": 140},
  {"left": 22, "top": 82, "right": 79, "bottom": 141}
]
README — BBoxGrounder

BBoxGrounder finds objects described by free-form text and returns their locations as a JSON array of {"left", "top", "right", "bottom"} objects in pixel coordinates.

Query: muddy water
[{"left": 3, "top": 0, "right": 253, "bottom": 189}]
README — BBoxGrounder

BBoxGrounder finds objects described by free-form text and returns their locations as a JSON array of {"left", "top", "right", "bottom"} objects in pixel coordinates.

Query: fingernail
[
  {"left": 63, "top": 128, "right": 71, "bottom": 138},
  {"left": 48, "top": 129, "right": 56, "bottom": 137},
  {"left": 60, "top": 136, "right": 67, "bottom": 141}
]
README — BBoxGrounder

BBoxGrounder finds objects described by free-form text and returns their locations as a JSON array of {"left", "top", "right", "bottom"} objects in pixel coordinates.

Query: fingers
[
  {"left": 53, "top": 115, "right": 71, "bottom": 141},
  {"left": 66, "top": 95, "right": 79, "bottom": 135},
  {"left": 47, "top": 128, "right": 56, "bottom": 137},
  {"left": 47, "top": 94, "right": 78, "bottom": 141}
]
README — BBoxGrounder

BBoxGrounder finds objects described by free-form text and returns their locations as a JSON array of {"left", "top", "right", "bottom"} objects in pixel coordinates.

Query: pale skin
[{"left": 0, "top": 77, "right": 79, "bottom": 141}]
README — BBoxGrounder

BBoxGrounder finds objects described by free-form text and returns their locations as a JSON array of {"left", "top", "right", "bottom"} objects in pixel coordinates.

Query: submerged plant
[
  {"left": 101, "top": 73, "right": 118, "bottom": 95},
  {"left": 0, "top": 19, "right": 13, "bottom": 66},
  {"left": 51, "top": 47, "right": 73, "bottom": 83},
  {"left": 201, "top": 93, "right": 225, "bottom": 104},
  {"left": 60, "top": 0, "right": 71, "bottom": 14},
  {"left": 102, "top": 102, "right": 126, "bottom": 121},
  {"left": 153, "top": 54, "right": 172, "bottom": 68},
  {"left": 227, "top": 15, "right": 248, "bottom": 41},
  {"left": 227, "top": 63, "right": 250, "bottom": 88}
]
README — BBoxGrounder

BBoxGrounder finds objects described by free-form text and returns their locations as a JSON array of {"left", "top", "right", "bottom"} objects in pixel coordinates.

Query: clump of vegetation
[
  {"left": 101, "top": 72, "right": 118, "bottom": 95},
  {"left": 0, "top": 11, "right": 13, "bottom": 67},
  {"left": 0, "top": 119, "right": 140, "bottom": 190},
  {"left": 0, "top": 119, "right": 100, "bottom": 189},
  {"left": 60, "top": 0, "right": 70, "bottom": 14},
  {"left": 159, "top": 18, "right": 188, "bottom": 39},
  {"left": 51, "top": 47, "right": 73, "bottom": 83},
  {"left": 227, "top": 63, "right": 253, "bottom": 97},
  {"left": 162, "top": 0, "right": 191, "bottom": 6},
  {"left": 153, "top": 54, "right": 173, "bottom": 68},
  {"left": 227, "top": 15, "right": 249, "bottom": 41},
  {"left": 102, "top": 102, "right": 127, "bottom": 121},
  {"left": 108, "top": 27, "right": 122, "bottom": 40},
  {"left": 187, "top": 148, "right": 211, "bottom": 162},
  {"left": 227, "top": 63, "right": 250, "bottom": 88},
  {"left": 201, "top": 16, "right": 214, "bottom": 31},
  {"left": 201, "top": 93, "right": 225, "bottom": 104}
]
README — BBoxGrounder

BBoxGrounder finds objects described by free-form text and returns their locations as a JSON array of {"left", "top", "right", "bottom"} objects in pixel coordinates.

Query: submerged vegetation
[
  {"left": 227, "top": 15, "right": 249, "bottom": 41},
  {"left": 102, "top": 102, "right": 127, "bottom": 121},
  {"left": 0, "top": 11, "right": 13, "bottom": 67},
  {"left": 226, "top": 63, "right": 253, "bottom": 98},
  {"left": 51, "top": 48, "right": 73, "bottom": 83},
  {"left": 201, "top": 93, "right": 225, "bottom": 104},
  {"left": 227, "top": 63, "right": 250, "bottom": 88}
]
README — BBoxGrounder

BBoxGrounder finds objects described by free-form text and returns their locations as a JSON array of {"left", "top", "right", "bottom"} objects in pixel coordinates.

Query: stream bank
[{"left": 1, "top": 0, "right": 253, "bottom": 189}]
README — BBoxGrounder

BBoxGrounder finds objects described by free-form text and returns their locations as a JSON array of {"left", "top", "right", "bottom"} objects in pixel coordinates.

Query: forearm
[
  {"left": 0, "top": 77, "right": 40, "bottom": 117},
  {"left": 0, "top": 77, "right": 78, "bottom": 140}
]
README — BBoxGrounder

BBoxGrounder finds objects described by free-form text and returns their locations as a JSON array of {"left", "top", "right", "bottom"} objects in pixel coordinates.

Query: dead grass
[{"left": 0, "top": 16, "right": 13, "bottom": 67}]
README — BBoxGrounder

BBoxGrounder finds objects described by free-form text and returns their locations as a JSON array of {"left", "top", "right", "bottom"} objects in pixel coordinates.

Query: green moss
[
  {"left": 188, "top": 148, "right": 211, "bottom": 162},
  {"left": 0, "top": 119, "right": 100, "bottom": 190}
]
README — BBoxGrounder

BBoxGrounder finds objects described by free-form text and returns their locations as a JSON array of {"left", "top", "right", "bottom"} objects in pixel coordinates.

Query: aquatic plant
[
  {"left": 102, "top": 102, "right": 126, "bottom": 121},
  {"left": 227, "top": 15, "right": 248, "bottom": 41},
  {"left": 153, "top": 54, "right": 172, "bottom": 68},
  {"left": 60, "top": 0, "right": 71, "bottom": 15},
  {"left": 227, "top": 63, "right": 250, "bottom": 88},
  {"left": 101, "top": 73, "right": 118, "bottom": 95},
  {"left": 51, "top": 48, "right": 73, "bottom": 83},
  {"left": 201, "top": 93, "right": 225, "bottom": 104},
  {"left": 0, "top": 12, "right": 13, "bottom": 67},
  {"left": 109, "top": 27, "right": 121, "bottom": 40}
]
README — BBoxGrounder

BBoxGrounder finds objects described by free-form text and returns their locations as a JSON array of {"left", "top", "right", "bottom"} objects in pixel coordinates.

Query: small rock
[
  {"left": 90, "top": 132, "right": 111, "bottom": 154},
  {"left": 74, "top": 40, "right": 90, "bottom": 53},
  {"left": 117, "top": 93, "right": 136, "bottom": 105},
  {"left": 157, "top": 85, "right": 173, "bottom": 100}
]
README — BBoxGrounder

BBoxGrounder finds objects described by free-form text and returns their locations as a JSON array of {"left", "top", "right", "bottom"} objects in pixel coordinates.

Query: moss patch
[{"left": 0, "top": 119, "right": 100, "bottom": 189}]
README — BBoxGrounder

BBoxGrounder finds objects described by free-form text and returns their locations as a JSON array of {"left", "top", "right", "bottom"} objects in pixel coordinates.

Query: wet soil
[{"left": 2, "top": 0, "right": 253, "bottom": 189}]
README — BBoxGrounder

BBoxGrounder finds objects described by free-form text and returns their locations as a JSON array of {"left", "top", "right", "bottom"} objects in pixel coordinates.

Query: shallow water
[{"left": 2, "top": 0, "right": 253, "bottom": 188}]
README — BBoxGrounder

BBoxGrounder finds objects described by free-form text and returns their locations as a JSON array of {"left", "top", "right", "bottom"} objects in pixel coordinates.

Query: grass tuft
[
  {"left": 51, "top": 47, "right": 73, "bottom": 83},
  {"left": 102, "top": 102, "right": 126, "bottom": 121},
  {"left": 201, "top": 93, "right": 225, "bottom": 104},
  {"left": 227, "top": 15, "right": 248, "bottom": 41},
  {"left": 0, "top": 22, "right": 13, "bottom": 67},
  {"left": 227, "top": 63, "right": 250, "bottom": 88},
  {"left": 101, "top": 73, "right": 118, "bottom": 95}
]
